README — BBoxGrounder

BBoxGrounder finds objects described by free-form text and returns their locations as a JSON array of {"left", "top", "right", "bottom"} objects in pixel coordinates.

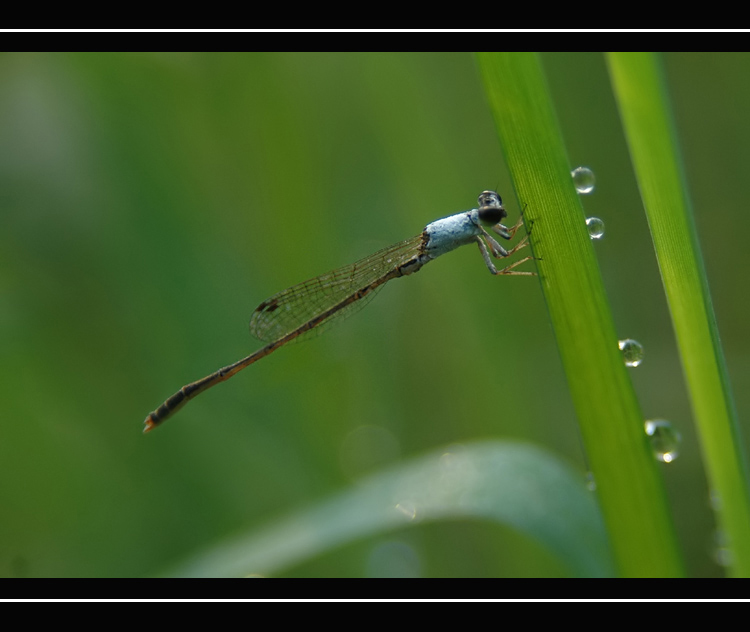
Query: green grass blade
[
  {"left": 476, "top": 52, "right": 684, "bottom": 577},
  {"left": 607, "top": 52, "right": 750, "bottom": 577},
  {"left": 166, "top": 440, "right": 613, "bottom": 578}
]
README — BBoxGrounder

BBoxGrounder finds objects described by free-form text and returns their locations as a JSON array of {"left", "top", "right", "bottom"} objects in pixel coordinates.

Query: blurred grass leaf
[{"left": 167, "top": 440, "right": 613, "bottom": 578}]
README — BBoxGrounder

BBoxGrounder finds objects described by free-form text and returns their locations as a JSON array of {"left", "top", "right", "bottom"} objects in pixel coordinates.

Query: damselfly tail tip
[{"left": 143, "top": 415, "right": 157, "bottom": 434}]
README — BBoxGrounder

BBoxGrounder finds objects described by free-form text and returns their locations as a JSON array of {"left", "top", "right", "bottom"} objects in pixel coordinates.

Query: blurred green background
[{"left": 1, "top": 51, "right": 747, "bottom": 578}]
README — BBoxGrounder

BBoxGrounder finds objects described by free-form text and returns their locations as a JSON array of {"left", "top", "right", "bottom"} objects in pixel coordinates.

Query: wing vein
[{"left": 249, "top": 234, "right": 424, "bottom": 343}]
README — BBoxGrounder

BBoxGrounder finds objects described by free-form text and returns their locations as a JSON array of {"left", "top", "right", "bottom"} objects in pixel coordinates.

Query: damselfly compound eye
[
  {"left": 478, "top": 204, "right": 507, "bottom": 225},
  {"left": 478, "top": 191, "right": 502, "bottom": 208}
]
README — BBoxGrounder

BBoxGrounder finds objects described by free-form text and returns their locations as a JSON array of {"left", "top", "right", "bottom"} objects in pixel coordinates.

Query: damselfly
[{"left": 144, "top": 191, "right": 534, "bottom": 432}]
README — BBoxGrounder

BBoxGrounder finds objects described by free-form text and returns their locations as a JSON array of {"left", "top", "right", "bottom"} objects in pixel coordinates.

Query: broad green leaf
[{"left": 168, "top": 441, "right": 613, "bottom": 578}]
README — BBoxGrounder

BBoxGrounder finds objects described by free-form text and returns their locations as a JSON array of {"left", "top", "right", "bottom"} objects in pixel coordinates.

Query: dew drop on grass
[
  {"left": 712, "top": 530, "right": 733, "bottom": 567},
  {"left": 585, "top": 471, "right": 597, "bottom": 491},
  {"left": 644, "top": 419, "right": 681, "bottom": 463},
  {"left": 395, "top": 501, "right": 417, "bottom": 520},
  {"left": 618, "top": 338, "right": 644, "bottom": 367},
  {"left": 571, "top": 166, "right": 596, "bottom": 194},
  {"left": 586, "top": 216, "right": 605, "bottom": 239}
]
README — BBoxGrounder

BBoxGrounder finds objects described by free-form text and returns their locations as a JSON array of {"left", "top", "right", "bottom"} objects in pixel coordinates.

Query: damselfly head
[
  {"left": 478, "top": 190, "right": 502, "bottom": 208},
  {"left": 477, "top": 190, "right": 507, "bottom": 225}
]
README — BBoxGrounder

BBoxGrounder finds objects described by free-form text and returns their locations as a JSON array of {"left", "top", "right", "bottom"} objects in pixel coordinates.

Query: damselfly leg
[{"left": 476, "top": 213, "right": 536, "bottom": 276}]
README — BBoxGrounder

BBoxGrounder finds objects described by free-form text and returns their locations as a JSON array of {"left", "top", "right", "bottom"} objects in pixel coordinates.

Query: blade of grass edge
[
  {"left": 476, "top": 51, "right": 684, "bottom": 577},
  {"left": 606, "top": 51, "right": 750, "bottom": 577},
  {"left": 166, "top": 441, "right": 613, "bottom": 578}
]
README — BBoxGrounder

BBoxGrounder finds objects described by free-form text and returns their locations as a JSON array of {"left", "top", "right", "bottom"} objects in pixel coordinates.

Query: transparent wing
[{"left": 249, "top": 234, "right": 424, "bottom": 343}]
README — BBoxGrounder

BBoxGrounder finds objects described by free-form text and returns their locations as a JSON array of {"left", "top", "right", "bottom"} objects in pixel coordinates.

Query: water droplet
[
  {"left": 571, "top": 166, "right": 595, "bottom": 194},
  {"left": 709, "top": 489, "right": 722, "bottom": 511},
  {"left": 714, "top": 546, "right": 733, "bottom": 568},
  {"left": 439, "top": 444, "right": 468, "bottom": 473},
  {"left": 585, "top": 471, "right": 597, "bottom": 491},
  {"left": 644, "top": 419, "right": 681, "bottom": 463},
  {"left": 712, "top": 529, "right": 733, "bottom": 567},
  {"left": 618, "top": 338, "right": 644, "bottom": 367},
  {"left": 395, "top": 501, "right": 417, "bottom": 520},
  {"left": 586, "top": 216, "right": 605, "bottom": 239}
]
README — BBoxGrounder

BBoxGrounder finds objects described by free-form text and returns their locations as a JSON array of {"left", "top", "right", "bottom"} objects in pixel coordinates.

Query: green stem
[
  {"left": 607, "top": 51, "right": 750, "bottom": 577},
  {"left": 476, "top": 51, "right": 684, "bottom": 577}
]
